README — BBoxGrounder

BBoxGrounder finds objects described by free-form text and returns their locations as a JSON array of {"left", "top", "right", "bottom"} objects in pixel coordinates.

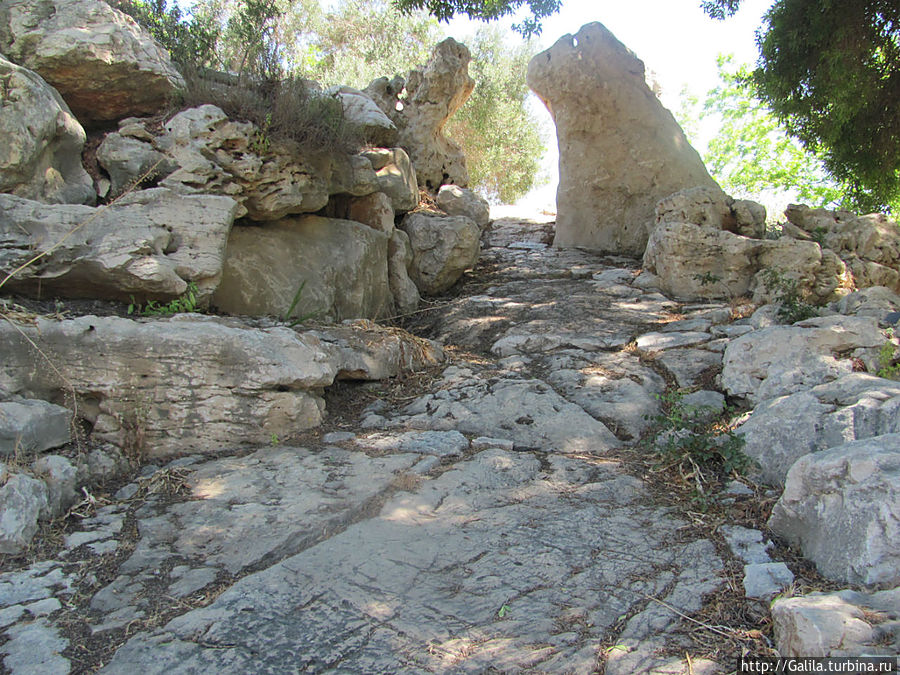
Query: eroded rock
[{"left": 401, "top": 212, "right": 480, "bottom": 295}]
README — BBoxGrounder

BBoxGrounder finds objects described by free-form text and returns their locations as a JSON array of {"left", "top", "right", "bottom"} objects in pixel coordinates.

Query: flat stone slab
[{"left": 101, "top": 450, "right": 722, "bottom": 674}]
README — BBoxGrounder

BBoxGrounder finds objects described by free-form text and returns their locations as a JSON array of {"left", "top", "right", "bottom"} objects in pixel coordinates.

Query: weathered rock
[
  {"left": 644, "top": 221, "right": 848, "bottom": 303},
  {"left": 96, "top": 131, "right": 174, "bottom": 197},
  {"left": 212, "top": 216, "right": 392, "bottom": 321},
  {"left": 436, "top": 185, "right": 490, "bottom": 229},
  {"left": 330, "top": 86, "right": 397, "bottom": 147},
  {"left": 30, "top": 454, "right": 77, "bottom": 516},
  {"left": 527, "top": 23, "right": 718, "bottom": 254},
  {"left": 0, "top": 473, "right": 48, "bottom": 554},
  {"left": 360, "top": 147, "right": 419, "bottom": 212},
  {"left": 0, "top": 400, "right": 71, "bottom": 456},
  {"left": 0, "top": 0, "right": 185, "bottom": 126},
  {"left": 737, "top": 373, "right": 900, "bottom": 485},
  {"left": 347, "top": 191, "right": 394, "bottom": 236},
  {"left": 721, "top": 315, "right": 884, "bottom": 403},
  {"left": 772, "top": 588, "right": 900, "bottom": 657},
  {"left": 785, "top": 205, "right": 900, "bottom": 294},
  {"left": 401, "top": 212, "right": 480, "bottom": 295},
  {"left": 654, "top": 187, "right": 766, "bottom": 240},
  {"left": 742, "top": 562, "right": 794, "bottom": 599},
  {"left": 0, "top": 189, "right": 238, "bottom": 304},
  {"left": 834, "top": 286, "right": 900, "bottom": 323},
  {"left": 0, "top": 55, "right": 94, "bottom": 205},
  {"left": 368, "top": 38, "right": 474, "bottom": 191},
  {"left": 768, "top": 433, "right": 900, "bottom": 586},
  {"left": 387, "top": 229, "right": 421, "bottom": 315}
]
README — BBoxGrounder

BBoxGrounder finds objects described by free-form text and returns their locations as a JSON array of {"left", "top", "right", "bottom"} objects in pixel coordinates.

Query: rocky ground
[{"left": 0, "top": 213, "right": 878, "bottom": 674}]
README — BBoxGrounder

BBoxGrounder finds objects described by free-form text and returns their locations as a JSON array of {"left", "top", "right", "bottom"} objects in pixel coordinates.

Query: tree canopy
[
  {"left": 392, "top": 0, "right": 560, "bottom": 35},
  {"left": 704, "top": 0, "right": 900, "bottom": 212}
]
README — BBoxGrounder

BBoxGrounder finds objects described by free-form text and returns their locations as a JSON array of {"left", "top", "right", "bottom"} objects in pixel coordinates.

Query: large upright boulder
[
  {"left": 367, "top": 38, "right": 474, "bottom": 191},
  {"left": 0, "top": 0, "right": 185, "bottom": 126},
  {"left": 401, "top": 212, "right": 480, "bottom": 295},
  {"left": 0, "top": 55, "right": 94, "bottom": 204},
  {"left": 527, "top": 23, "right": 718, "bottom": 255}
]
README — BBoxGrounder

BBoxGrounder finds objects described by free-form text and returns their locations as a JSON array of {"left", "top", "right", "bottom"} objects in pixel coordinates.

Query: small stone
[
  {"left": 471, "top": 437, "right": 515, "bottom": 451},
  {"left": 322, "top": 432, "right": 356, "bottom": 444},
  {"left": 410, "top": 456, "right": 440, "bottom": 475},
  {"left": 743, "top": 562, "right": 794, "bottom": 599},
  {"left": 720, "top": 525, "right": 772, "bottom": 565},
  {"left": 398, "top": 431, "right": 469, "bottom": 458}
]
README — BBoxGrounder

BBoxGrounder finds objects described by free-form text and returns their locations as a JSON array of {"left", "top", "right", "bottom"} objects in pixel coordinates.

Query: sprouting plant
[
  {"left": 129, "top": 282, "right": 200, "bottom": 317},
  {"left": 760, "top": 268, "right": 819, "bottom": 324},
  {"left": 250, "top": 113, "right": 273, "bottom": 154},
  {"left": 281, "top": 280, "right": 319, "bottom": 327},
  {"left": 644, "top": 390, "right": 752, "bottom": 504},
  {"left": 877, "top": 328, "right": 900, "bottom": 380},
  {"left": 497, "top": 604, "right": 511, "bottom": 618},
  {"left": 270, "top": 432, "right": 280, "bottom": 446},
  {"left": 693, "top": 271, "right": 722, "bottom": 287}
]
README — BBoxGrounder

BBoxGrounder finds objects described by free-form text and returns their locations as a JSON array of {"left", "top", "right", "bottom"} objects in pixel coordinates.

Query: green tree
[
  {"left": 393, "top": 0, "right": 561, "bottom": 35},
  {"left": 693, "top": 56, "right": 844, "bottom": 208},
  {"left": 703, "top": 0, "right": 900, "bottom": 213},
  {"left": 446, "top": 27, "right": 545, "bottom": 203}
]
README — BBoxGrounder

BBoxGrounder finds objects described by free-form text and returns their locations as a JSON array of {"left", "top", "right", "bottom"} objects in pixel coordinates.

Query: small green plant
[
  {"left": 250, "top": 113, "right": 273, "bottom": 154},
  {"left": 129, "top": 282, "right": 200, "bottom": 317},
  {"left": 270, "top": 432, "right": 280, "bottom": 446},
  {"left": 693, "top": 271, "right": 722, "bottom": 287},
  {"left": 281, "top": 280, "right": 320, "bottom": 327},
  {"left": 877, "top": 329, "right": 900, "bottom": 380},
  {"left": 760, "top": 268, "right": 819, "bottom": 324},
  {"left": 645, "top": 391, "right": 751, "bottom": 505},
  {"left": 497, "top": 604, "right": 511, "bottom": 618}
]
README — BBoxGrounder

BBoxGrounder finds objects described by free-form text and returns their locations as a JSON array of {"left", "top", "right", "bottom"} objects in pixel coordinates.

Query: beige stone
[
  {"left": 402, "top": 212, "right": 480, "bottom": 295},
  {"left": 527, "top": 23, "right": 718, "bottom": 255}
]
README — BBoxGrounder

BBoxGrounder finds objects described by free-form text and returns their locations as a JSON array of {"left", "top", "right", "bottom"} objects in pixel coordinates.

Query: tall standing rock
[
  {"left": 367, "top": 38, "right": 474, "bottom": 192},
  {"left": 527, "top": 23, "right": 719, "bottom": 255},
  {"left": 0, "top": 0, "right": 185, "bottom": 126}
]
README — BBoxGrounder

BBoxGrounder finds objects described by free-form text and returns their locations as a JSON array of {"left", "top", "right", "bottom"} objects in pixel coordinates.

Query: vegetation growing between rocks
[
  {"left": 759, "top": 269, "right": 819, "bottom": 325},
  {"left": 127, "top": 282, "right": 201, "bottom": 317}
]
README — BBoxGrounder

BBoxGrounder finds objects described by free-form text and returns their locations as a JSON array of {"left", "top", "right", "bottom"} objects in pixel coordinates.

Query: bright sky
[{"left": 444, "top": 0, "right": 774, "bottom": 208}]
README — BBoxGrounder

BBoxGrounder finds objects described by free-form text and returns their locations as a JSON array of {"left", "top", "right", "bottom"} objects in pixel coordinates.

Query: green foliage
[
  {"left": 703, "top": 0, "right": 900, "bottom": 213},
  {"left": 392, "top": 0, "right": 561, "bottom": 36},
  {"left": 760, "top": 268, "right": 819, "bottom": 324},
  {"left": 111, "top": 0, "right": 219, "bottom": 68},
  {"left": 128, "top": 282, "right": 200, "bottom": 317},
  {"left": 877, "top": 329, "right": 900, "bottom": 380},
  {"left": 691, "top": 55, "right": 846, "bottom": 209},
  {"left": 645, "top": 391, "right": 751, "bottom": 504},
  {"left": 282, "top": 280, "right": 320, "bottom": 327},
  {"left": 446, "top": 27, "right": 546, "bottom": 203}
]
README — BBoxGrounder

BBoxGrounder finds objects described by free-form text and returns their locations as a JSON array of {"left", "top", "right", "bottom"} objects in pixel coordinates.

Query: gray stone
[
  {"left": 168, "top": 568, "right": 218, "bottom": 599},
  {"left": 527, "top": 23, "right": 718, "bottom": 255},
  {"left": 436, "top": 185, "right": 490, "bottom": 228},
  {"left": 0, "top": 562, "right": 73, "bottom": 606},
  {"left": 772, "top": 588, "right": 900, "bottom": 657},
  {"left": 1, "top": 618, "right": 69, "bottom": 675},
  {"left": 743, "top": 562, "right": 794, "bottom": 599},
  {"left": 30, "top": 454, "right": 77, "bottom": 516},
  {"left": 402, "top": 212, "right": 480, "bottom": 295},
  {"left": 213, "top": 216, "right": 392, "bottom": 321},
  {"left": 387, "top": 228, "right": 421, "bottom": 315},
  {"left": 321, "top": 432, "right": 356, "bottom": 444},
  {"left": 360, "top": 148, "right": 419, "bottom": 213},
  {"left": 634, "top": 331, "right": 712, "bottom": 352},
  {"left": 398, "top": 430, "right": 469, "bottom": 457},
  {"left": 471, "top": 436, "right": 515, "bottom": 451},
  {"left": 0, "top": 400, "right": 71, "bottom": 456},
  {"left": 0, "top": 0, "right": 185, "bottom": 126},
  {"left": 720, "top": 525, "right": 772, "bottom": 565},
  {"left": 769, "top": 433, "right": 900, "bottom": 586},
  {"left": 0, "top": 55, "right": 94, "bottom": 205},
  {"left": 97, "top": 132, "right": 174, "bottom": 197},
  {"left": 331, "top": 87, "right": 397, "bottom": 146},
  {"left": 0, "top": 189, "right": 238, "bottom": 305},
  {"left": 0, "top": 474, "right": 48, "bottom": 554}
]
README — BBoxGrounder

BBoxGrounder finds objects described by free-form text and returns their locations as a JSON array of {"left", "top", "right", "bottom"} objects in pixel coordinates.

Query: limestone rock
[
  {"left": 330, "top": 87, "right": 397, "bottom": 147},
  {"left": 0, "top": 400, "right": 71, "bottom": 456},
  {"left": 0, "top": 473, "right": 48, "bottom": 554},
  {"left": 401, "top": 212, "right": 480, "bottom": 295},
  {"left": 773, "top": 588, "right": 900, "bottom": 657},
  {"left": 654, "top": 187, "right": 766, "bottom": 239},
  {"left": 0, "top": 189, "right": 238, "bottom": 304},
  {"left": 0, "top": 0, "right": 185, "bottom": 126},
  {"left": 387, "top": 229, "right": 421, "bottom": 315},
  {"left": 96, "top": 131, "right": 174, "bottom": 197},
  {"left": 31, "top": 454, "right": 78, "bottom": 516},
  {"left": 785, "top": 205, "right": 900, "bottom": 294},
  {"left": 436, "top": 185, "right": 490, "bottom": 229},
  {"left": 527, "top": 23, "right": 718, "bottom": 255},
  {"left": 768, "top": 433, "right": 900, "bottom": 586},
  {"left": 644, "top": 221, "right": 847, "bottom": 303},
  {"left": 361, "top": 147, "right": 419, "bottom": 213},
  {"left": 367, "top": 38, "right": 474, "bottom": 191},
  {"left": 0, "top": 55, "right": 94, "bottom": 205},
  {"left": 347, "top": 191, "right": 394, "bottom": 236},
  {"left": 721, "top": 316, "right": 884, "bottom": 403},
  {"left": 212, "top": 216, "right": 392, "bottom": 321},
  {"left": 737, "top": 374, "right": 900, "bottom": 486}
]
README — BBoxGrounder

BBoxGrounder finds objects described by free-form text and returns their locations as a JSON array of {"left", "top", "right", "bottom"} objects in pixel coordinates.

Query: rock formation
[
  {"left": 367, "top": 38, "right": 474, "bottom": 191},
  {"left": 0, "top": 0, "right": 185, "bottom": 126},
  {"left": 527, "top": 22, "right": 719, "bottom": 254}
]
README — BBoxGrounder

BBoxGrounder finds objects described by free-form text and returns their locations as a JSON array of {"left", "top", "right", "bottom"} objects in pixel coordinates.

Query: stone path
[{"left": 1, "top": 214, "right": 771, "bottom": 674}]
